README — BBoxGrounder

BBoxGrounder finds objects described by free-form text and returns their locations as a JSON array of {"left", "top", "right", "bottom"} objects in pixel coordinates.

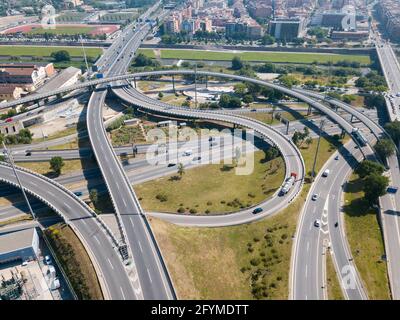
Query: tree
[
  {"left": 363, "top": 174, "right": 389, "bottom": 205},
  {"left": 375, "top": 139, "right": 395, "bottom": 159},
  {"left": 355, "top": 160, "right": 385, "bottom": 179},
  {"left": 89, "top": 189, "right": 98, "bottom": 205},
  {"left": 231, "top": 56, "right": 243, "bottom": 70},
  {"left": 50, "top": 156, "right": 64, "bottom": 175},
  {"left": 51, "top": 50, "right": 71, "bottom": 62},
  {"left": 177, "top": 163, "right": 185, "bottom": 178},
  {"left": 264, "top": 146, "right": 280, "bottom": 161},
  {"left": 133, "top": 53, "right": 154, "bottom": 67},
  {"left": 158, "top": 92, "right": 164, "bottom": 99},
  {"left": 385, "top": 121, "right": 400, "bottom": 145},
  {"left": 234, "top": 83, "right": 247, "bottom": 97}
]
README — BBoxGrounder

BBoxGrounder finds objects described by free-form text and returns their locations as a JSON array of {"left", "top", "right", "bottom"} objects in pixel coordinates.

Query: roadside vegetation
[
  {"left": 149, "top": 135, "right": 344, "bottom": 299},
  {"left": 45, "top": 223, "right": 103, "bottom": 300},
  {"left": 343, "top": 173, "right": 390, "bottom": 299},
  {"left": 326, "top": 252, "right": 345, "bottom": 300}
]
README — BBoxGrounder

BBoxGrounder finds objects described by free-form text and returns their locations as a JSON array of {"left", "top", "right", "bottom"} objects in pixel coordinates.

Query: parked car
[
  {"left": 44, "top": 255, "right": 51, "bottom": 265},
  {"left": 314, "top": 219, "right": 321, "bottom": 227},
  {"left": 74, "top": 191, "right": 83, "bottom": 197}
]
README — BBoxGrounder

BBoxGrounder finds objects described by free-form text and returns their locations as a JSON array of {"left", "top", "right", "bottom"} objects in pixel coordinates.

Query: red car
[{"left": 5, "top": 118, "right": 12, "bottom": 123}]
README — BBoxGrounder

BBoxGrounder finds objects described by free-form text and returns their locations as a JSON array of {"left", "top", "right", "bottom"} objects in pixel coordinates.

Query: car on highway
[
  {"left": 74, "top": 191, "right": 83, "bottom": 197},
  {"left": 334, "top": 155, "right": 339, "bottom": 160},
  {"left": 314, "top": 219, "right": 321, "bottom": 227},
  {"left": 322, "top": 169, "right": 330, "bottom": 177},
  {"left": 311, "top": 194, "right": 318, "bottom": 201},
  {"left": 44, "top": 255, "right": 52, "bottom": 265},
  {"left": 192, "top": 156, "right": 201, "bottom": 162},
  {"left": 5, "top": 118, "right": 12, "bottom": 123},
  {"left": 182, "top": 149, "right": 193, "bottom": 156},
  {"left": 210, "top": 141, "right": 218, "bottom": 147},
  {"left": 25, "top": 150, "right": 32, "bottom": 156},
  {"left": 167, "top": 163, "right": 176, "bottom": 167},
  {"left": 252, "top": 207, "right": 263, "bottom": 214}
]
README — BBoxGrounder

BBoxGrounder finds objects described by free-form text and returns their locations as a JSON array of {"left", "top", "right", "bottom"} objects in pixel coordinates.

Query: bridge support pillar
[
  {"left": 36, "top": 100, "right": 41, "bottom": 107},
  {"left": 172, "top": 75, "right": 175, "bottom": 93},
  {"left": 340, "top": 129, "right": 346, "bottom": 139},
  {"left": 350, "top": 114, "right": 354, "bottom": 123},
  {"left": 307, "top": 105, "right": 312, "bottom": 116},
  {"left": 205, "top": 75, "right": 208, "bottom": 89},
  {"left": 133, "top": 77, "right": 137, "bottom": 88},
  {"left": 285, "top": 121, "right": 290, "bottom": 135}
]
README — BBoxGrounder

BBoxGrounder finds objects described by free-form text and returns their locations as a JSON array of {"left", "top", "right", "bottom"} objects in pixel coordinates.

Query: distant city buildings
[
  {"left": 163, "top": 0, "right": 263, "bottom": 39},
  {"left": 376, "top": 0, "right": 400, "bottom": 41}
]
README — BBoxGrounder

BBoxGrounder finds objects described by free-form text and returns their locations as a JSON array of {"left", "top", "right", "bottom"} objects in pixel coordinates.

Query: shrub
[{"left": 155, "top": 193, "right": 168, "bottom": 202}]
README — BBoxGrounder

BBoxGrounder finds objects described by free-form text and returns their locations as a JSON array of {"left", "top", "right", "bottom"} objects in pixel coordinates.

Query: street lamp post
[
  {"left": 311, "top": 120, "right": 325, "bottom": 182},
  {"left": 2, "top": 142, "right": 36, "bottom": 220}
]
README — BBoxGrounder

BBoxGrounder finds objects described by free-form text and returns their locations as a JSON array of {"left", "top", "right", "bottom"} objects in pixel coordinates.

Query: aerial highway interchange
[{"left": 1, "top": 0, "right": 400, "bottom": 303}]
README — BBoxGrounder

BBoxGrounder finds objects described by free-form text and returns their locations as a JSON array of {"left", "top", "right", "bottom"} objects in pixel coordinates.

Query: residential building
[{"left": 0, "top": 85, "right": 24, "bottom": 101}]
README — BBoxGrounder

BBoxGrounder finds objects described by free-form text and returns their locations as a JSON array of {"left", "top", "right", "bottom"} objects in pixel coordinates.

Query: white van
[
  {"left": 183, "top": 149, "right": 193, "bottom": 156},
  {"left": 322, "top": 169, "right": 330, "bottom": 177}
]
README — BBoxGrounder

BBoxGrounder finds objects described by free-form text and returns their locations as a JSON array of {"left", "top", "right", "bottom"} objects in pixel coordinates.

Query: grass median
[
  {"left": 343, "top": 173, "right": 390, "bottom": 300},
  {"left": 138, "top": 49, "right": 371, "bottom": 65}
]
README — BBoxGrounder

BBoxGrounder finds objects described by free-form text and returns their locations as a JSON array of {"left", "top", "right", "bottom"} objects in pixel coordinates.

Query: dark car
[
  {"left": 74, "top": 191, "right": 83, "bottom": 197},
  {"left": 167, "top": 163, "right": 176, "bottom": 167},
  {"left": 252, "top": 207, "right": 263, "bottom": 214},
  {"left": 25, "top": 150, "right": 32, "bottom": 156}
]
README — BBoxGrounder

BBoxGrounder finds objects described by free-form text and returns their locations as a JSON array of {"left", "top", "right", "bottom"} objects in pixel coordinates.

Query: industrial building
[
  {"left": 0, "top": 228, "right": 39, "bottom": 264},
  {"left": 37, "top": 66, "right": 82, "bottom": 94}
]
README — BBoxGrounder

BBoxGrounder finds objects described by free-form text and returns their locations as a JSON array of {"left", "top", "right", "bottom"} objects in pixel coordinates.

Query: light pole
[
  {"left": 194, "top": 63, "right": 198, "bottom": 108},
  {"left": 311, "top": 119, "right": 325, "bottom": 182},
  {"left": 2, "top": 142, "right": 36, "bottom": 220},
  {"left": 80, "top": 35, "right": 90, "bottom": 78}
]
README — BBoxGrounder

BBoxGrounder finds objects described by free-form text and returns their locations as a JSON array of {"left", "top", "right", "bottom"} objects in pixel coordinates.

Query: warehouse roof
[
  {"left": 37, "top": 66, "right": 81, "bottom": 93},
  {"left": 0, "top": 228, "right": 36, "bottom": 255}
]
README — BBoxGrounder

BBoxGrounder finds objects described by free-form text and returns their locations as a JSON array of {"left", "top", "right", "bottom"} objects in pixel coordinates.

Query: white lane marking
[
  {"left": 305, "top": 264, "right": 308, "bottom": 278},
  {"left": 93, "top": 235, "right": 101, "bottom": 245},
  {"left": 64, "top": 202, "right": 71, "bottom": 210},
  {"left": 138, "top": 241, "right": 143, "bottom": 253},
  {"left": 122, "top": 198, "right": 127, "bottom": 207},
  {"left": 120, "top": 287, "right": 126, "bottom": 300},
  {"left": 306, "top": 242, "right": 310, "bottom": 253},
  {"left": 47, "top": 191, "right": 55, "bottom": 197},
  {"left": 81, "top": 220, "right": 87, "bottom": 226},
  {"left": 130, "top": 219, "right": 135, "bottom": 229},
  {"left": 147, "top": 268, "right": 153, "bottom": 283},
  {"left": 31, "top": 182, "right": 37, "bottom": 187},
  {"left": 108, "top": 258, "right": 114, "bottom": 270}
]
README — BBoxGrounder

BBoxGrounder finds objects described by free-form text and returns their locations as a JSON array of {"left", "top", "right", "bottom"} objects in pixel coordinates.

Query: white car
[
  {"left": 322, "top": 169, "right": 330, "bottom": 177},
  {"left": 312, "top": 194, "right": 318, "bottom": 201},
  {"left": 45, "top": 255, "right": 51, "bottom": 265},
  {"left": 314, "top": 219, "right": 321, "bottom": 227}
]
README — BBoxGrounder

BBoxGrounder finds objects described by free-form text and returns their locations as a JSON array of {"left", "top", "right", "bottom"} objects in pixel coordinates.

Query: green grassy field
[
  {"left": 135, "top": 151, "right": 285, "bottom": 214},
  {"left": 0, "top": 45, "right": 102, "bottom": 58},
  {"left": 343, "top": 174, "right": 390, "bottom": 300},
  {"left": 138, "top": 49, "right": 371, "bottom": 65},
  {"left": 149, "top": 135, "right": 342, "bottom": 299},
  {"left": 27, "top": 26, "right": 94, "bottom": 35}
]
